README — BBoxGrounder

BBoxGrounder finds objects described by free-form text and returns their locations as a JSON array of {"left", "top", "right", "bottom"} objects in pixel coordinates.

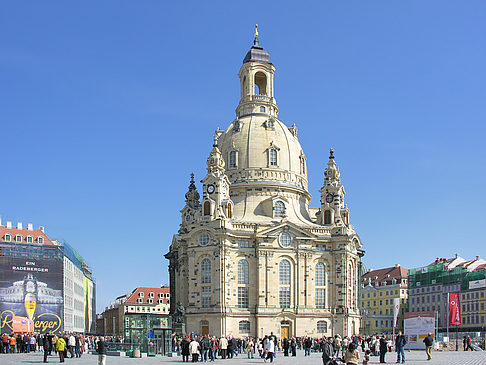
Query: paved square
[{"left": 0, "top": 350, "right": 485, "bottom": 364}]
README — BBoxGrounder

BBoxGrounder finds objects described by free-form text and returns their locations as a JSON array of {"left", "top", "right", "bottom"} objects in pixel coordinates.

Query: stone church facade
[{"left": 166, "top": 30, "right": 364, "bottom": 339}]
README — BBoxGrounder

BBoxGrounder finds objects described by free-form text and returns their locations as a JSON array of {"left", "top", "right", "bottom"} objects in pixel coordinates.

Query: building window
[
  {"left": 201, "top": 258, "right": 211, "bottom": 284},
  {"left": 279, "top": 287, "right": 290, "bottom": 308},
  {"left": 316, "top": 288, "right": 326, "bottom": 309},
  {"left": 260, "top": 106, "right": 266, "bottom": 113},
  {"left": 269, "top": 149, "right": 277, "bottom": 166},
  {"left": 203, "top": 201, "right": 211, "bottom": 216},
  {"left": 279, "top": 260, "right": 291, "bottom": 285},
  {"left": 238, "top": 287, "right": 249, "bottom": 308},
  {"left": 315, "top": 263, "right": 326, "bottom": 309},
  {"left": 279, "top": 232, "right": 291, "bottom": 247},
  {"left": 201, "top": 286, "right": 211, "bottom": 307},
  {"left": 316, "top": 263, "right": 326, "bottom": 286},
  {"left": 137, "top": 298, "right": 142, "bottom": 303},
  {"left": 139, "top": 292, "right": 144, "bottom": 297},
  {"left": 26, "top": 236, "right": 33, "bottom": 243},
  {"left": 149, "top": 292, "right": 154, "bottom": 298},
  {"left": 317, "top": 321, "right": 328, "bottom": 333},
  {"left": 15, "top": 235, "right": 22, "bottom": 242},
  {"left": 237, "top": 240, "right": 249, "bottom": 248},
  {"left": 324, "top": 210, "right": 331, "bottom": 225},
  {"left": 238, "top": 260, "right": 249, "bottom": 284},
  {"left": 199, "top": 233, "right": 210, "bottom": 246},
  {"left": 279, "top": 260, "right": 291, "bottom": 308},
  {"left": 38, "top": 237, "right": 44, "bottom": 244},
  {"left": 4, "top": 234, "right": 11, "bottom": 242},
  {"left": 239, "top": 320, "right": 250, "bottom": 334},
  {"left": 274, "top": 201, "right": 286, "bottom": 218},
  {"left": 229, "top": 151, "right": 237, "bottom": 168}
]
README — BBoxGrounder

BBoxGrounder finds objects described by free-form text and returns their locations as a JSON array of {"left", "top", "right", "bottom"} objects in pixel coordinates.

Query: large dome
[{"left": 217, "top": 114, "right": 309, "bottom": 195}]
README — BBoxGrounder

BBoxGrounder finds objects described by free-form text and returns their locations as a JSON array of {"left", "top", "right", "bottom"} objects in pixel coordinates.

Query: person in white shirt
[
  {"left": 189, "top": 338, "right": 200, "bottom": 362},
  {"left": 264, "top": 337, "right": 274, "bottom": 363},
  {"left": 68, "top": 334, "right": 76, "bottom": 358}
]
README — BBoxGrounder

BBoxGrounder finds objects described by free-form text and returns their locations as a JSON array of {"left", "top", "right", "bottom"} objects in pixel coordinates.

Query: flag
[
  {"left": 393, "top": 298, "right": 400, "bottom": 328},
  {"left": 448, "top": 293, "right": 462, "bottom": 326}
]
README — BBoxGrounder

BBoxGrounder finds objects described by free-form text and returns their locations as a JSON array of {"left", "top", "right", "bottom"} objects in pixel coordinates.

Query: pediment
[{"left": 257, "top": 222, "right": 317, "bottom": 239}]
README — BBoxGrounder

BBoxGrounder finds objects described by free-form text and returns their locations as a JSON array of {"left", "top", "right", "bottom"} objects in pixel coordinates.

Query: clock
[
  {"left": 207, "top": 184, "right": 215, "bottom": 194},
  {"left": 326, "top": 193, "right": 334, "bottom": 203}
]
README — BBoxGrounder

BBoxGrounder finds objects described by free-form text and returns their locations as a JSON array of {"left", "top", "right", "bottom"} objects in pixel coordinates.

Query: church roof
[{"left": 243, "top": 44, "right": 271, "bottom": 64}]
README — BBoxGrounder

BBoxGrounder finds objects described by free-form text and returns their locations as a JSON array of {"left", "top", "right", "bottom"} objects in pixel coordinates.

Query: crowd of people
[
  {"left": 1, "top": 332, "right": 111, "bottom": 363},
  {"left": 170, "top": 331, "right": 437, "bottom": 364}
]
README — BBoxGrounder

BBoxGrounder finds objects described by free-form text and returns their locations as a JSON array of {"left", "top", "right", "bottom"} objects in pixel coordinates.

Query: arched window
[
  {"left": 238, "top": 260, "right": 249, "bottom": 284},
  {"left": 227, "top": 203, "right": 233, "bottom": 219},
  {"left": 279, "top": 260, "right": 291, "bottom": 308},
  {"left": 4, "top": 234, "right": 11, "bottom": 242},
  {"left": 274, "top": 201, "right": 285, "bottom": 218},
  {"left": 260, "top": 106, "right": 266, "bottom": 113},
  {"left": 239, "top": 320, "right": 250, "bottom": 334},
  {"left": 15, "top": 235, "right": 22, "bottom": 243},
  {"left": 203, "top": 201, "right": 211, "bottom": 216},
  {"left": 238, "top": 259, "right": 249, "bottom": 308},
  {"left": 347, "top": 263, "right": 353, "bottom": 308},
  {"left": 254, "top": 71, "right": 267, "bottom": 95},
  {"left": 26, "top": 236, "right": 33, "bottom": 243},
  {"left": 315, "top": 263, "right": 326, "bottom": 286},
  {"left": 315, "top": 263, "right": 326, "bottom": 309},
  {"left": 317, "top": 321, "right": 328, "bottom": 333},
  {"left": 229, "top": 151, "right": 237, "bottom": 168},
  {"left": 324, "top": 210, "right": 331, "bottom": 225},
  {"left": 37, "top": 237, "right": 44, "bottom": 244},
  {"left": 269, "top": 149, "right": 278, "bottom": 166},
  {"left": 201, "top": 258, "right": 211, "bottom": 284}
]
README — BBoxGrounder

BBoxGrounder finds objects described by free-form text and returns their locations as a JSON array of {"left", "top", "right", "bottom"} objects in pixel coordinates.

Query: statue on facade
[{"left": 174, "top": 302, "right": 186, "bottom": 323}]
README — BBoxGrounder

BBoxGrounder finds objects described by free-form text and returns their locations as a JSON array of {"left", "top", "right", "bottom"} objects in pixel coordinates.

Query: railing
[{"left": 251, "top": 94, "right": 271, "bottom": 102}]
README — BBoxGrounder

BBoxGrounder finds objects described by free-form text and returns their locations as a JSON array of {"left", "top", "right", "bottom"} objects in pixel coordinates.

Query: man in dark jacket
[
  {"left": 423, "top": 333, "right": 433, "bottom": 360},
  {"left": 282, "top": 338, "right": 289, "bottom": 356},
  {"left": 97, "top": 337, "right": 107, "bottom": 365},
  {"left": 379, "top": 335, "right": 387, "bottom": 363},
  {"left": 43, "top": 333, "right": 50, "bottom": 363},
  {"left": 322, "top": 337, "right": 334, "bottom": 365},
  {"left": 395, "top": 331, "right": 406, "bottom": 363}
]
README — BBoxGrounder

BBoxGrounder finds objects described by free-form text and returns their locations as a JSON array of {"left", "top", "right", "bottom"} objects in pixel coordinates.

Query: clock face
[
  {"left": 326, "top": 193, "right": 333, "bottom": 203},
  {"left": 207, "top": 184, "right": 215, "bottom": 194}
]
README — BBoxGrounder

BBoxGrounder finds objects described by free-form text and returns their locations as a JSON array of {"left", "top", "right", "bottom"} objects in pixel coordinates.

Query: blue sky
[{"left": 1, "top": 1, "right": 485, "bottom": 312}]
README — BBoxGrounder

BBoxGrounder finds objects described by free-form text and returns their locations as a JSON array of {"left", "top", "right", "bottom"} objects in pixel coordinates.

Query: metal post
[
  {"left": 447, "top": 293, "right": 449, "bottom": 341},
  {"left": 456, "top": 325, "right": 458, "bottom": 351}
]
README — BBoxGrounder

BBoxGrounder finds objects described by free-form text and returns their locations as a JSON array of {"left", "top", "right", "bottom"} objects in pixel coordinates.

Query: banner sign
[
  {"left": 0, "top": 257, "right": 63, "bottom": 334},
  {"left": 404, "top": 311, "right": 435, "bottom": 350},
  {"left": 469, "top": 279, "right": 486, "bottom": 290},
  {"left": 393, "top": 298, "right": 400, "bottom": 328},
  {"left": 448, "top": 293, "right": 462, "bottom": 326}
]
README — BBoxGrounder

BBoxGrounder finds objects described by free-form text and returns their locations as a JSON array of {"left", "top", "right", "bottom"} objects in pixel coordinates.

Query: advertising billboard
[
  {"left": 0, "top": 257, "right": 63, "bottom": 334},
  {"left": 404, "top": 311, "right": 435, "bottom": 350}
]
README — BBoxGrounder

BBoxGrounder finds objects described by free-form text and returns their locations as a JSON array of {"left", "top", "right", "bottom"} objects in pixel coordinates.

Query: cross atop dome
[{"left": 243, "top": 24, "right": 271, "bottom": 64}]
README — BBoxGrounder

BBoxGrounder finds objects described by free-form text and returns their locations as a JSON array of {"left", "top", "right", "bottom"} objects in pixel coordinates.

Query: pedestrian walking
[
  {"left": 322, "top": 337, "right": 334, "bottom": 365},
  {"left": 423, "top": 333, "right": 433, "bottom": 361},
  {"left": 379, "top": 335, "right": 387, "bottom": 363},
  {"left": 97, "top": 336, "right": 107, "bottom": 365}
]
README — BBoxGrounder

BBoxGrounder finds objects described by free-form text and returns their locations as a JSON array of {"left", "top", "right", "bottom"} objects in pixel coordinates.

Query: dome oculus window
[
  {"left": 199, "top": 233, "right": 210, "bottom": 246},
  {"left": 279, "top": 232, "right": 291, "bottom": 248}
]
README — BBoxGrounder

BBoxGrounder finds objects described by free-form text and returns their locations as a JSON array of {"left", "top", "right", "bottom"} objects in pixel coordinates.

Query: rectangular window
[
  {"left": 237, "top": 240, "right": 249, "bottom": 248},
  {"left": 201, "top": 286, "right": 211, "bottom": 308},
  {"left": 237, "top": 287, "right": 249, "bottom": 308},
  {"left": 269, "top": 149, "right": 277, "bottom": 166},
  {"left": 315, "top": 288, "right": 326, "bottom": 309},
  {"left": 316, "top": 245, "right": 326, "bottom": 251},
  {"left": 279, "top": 287, "right": 290, "bottom": 308},
  {"left": 229, "top": 151, "right": 237, "bottom": 168}
]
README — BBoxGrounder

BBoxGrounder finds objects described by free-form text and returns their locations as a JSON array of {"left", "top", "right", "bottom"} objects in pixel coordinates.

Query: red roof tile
[
  {"left": 361, "top": 266, "right": 408, "bottom": 284},
  {"left": 0, "top": 225, "right": 54, "bottom": 245},
  {"left": 125, "top": 287, "right": 170, "bottom": 305}
]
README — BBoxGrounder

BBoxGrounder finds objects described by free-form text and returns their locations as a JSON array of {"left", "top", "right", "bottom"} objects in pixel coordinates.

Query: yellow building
[
  {"left": 166, "top": 29, "right": 364, "bottom": 339},
  {"left": 360, "top": 265, "right": 408, "bottom": 335}
]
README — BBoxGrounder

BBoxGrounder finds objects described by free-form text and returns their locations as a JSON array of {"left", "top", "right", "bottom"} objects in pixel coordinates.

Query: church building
[{"left": 166, "top": 28, "right": 364, "bottom": 339}]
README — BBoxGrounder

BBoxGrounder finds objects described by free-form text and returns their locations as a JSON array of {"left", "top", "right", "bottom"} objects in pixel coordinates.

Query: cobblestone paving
[{"left": 1, "top": 350, "right": 485, "bottom": 364}]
